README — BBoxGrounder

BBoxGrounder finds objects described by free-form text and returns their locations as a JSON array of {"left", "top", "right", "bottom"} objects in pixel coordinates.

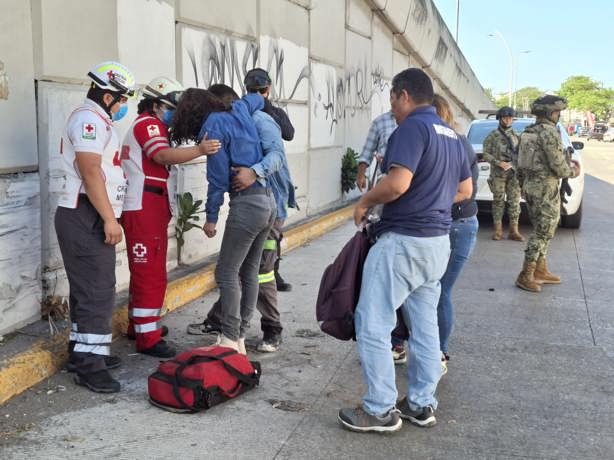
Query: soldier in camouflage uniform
[
  {"left": 482, "top": 106, "right": 524, "bottom": 241},
  {"left": 515, "top": 96, "right": 580, "bottom": 292}
]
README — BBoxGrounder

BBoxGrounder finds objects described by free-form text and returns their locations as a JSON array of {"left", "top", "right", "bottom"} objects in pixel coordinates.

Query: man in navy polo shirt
[{"left": 338, "top": 68, "right": 472, "bottom": 433}]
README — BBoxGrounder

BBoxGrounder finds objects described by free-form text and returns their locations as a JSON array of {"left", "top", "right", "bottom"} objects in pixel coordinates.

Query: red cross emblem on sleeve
[
  {"left": 147, "top": 124, "right": 161, "bottom": 137},
  {"left": 82, "top": 122, "right": 96, "bottom": 139}
]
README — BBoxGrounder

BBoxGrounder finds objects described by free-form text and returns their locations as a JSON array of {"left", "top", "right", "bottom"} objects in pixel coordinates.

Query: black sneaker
[
  {"left": 186, "top": 319, "right": 221, "bottom": 335},
  {"left": 275, "top": 272, "right": 292, "bottom": 292},
  {"left": 396, "top": 397, "right": 436, "bottom": 427},
  {"left": 139, "top": 340, "right": 176, "bottom": 358},
  {"left": 256, "top": 333, "right": 282, "bottom": 352},
  {"left": 66, "top": 355, "right": 121, "bottom": 373},
  {"left": 127, "top": 325, "right": 168, "bottom": 340},
  {"left": 338, "top": 406, "right": 402, "bottom": 433},
  {"left": 74, "top": 370, "right": 120, "bottom": 393}
]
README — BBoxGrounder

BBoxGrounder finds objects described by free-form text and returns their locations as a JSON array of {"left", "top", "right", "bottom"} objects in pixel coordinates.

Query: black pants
[{"left": 55, "top": 197, "right": 115, "bottom": 375}]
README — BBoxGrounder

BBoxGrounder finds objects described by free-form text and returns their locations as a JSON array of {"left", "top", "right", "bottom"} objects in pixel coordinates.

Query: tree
[
  {"left": 558, "top": 76, "right": 614, "bottom": 120},
  {"left": 495, "top": 86, "right": 543, "bottom": 111},
  {"left": 484, "top": 88, "right": 496, "bottom": 104}
]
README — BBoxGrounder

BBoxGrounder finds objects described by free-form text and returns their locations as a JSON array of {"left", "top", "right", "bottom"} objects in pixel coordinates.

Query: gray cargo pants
[
  {"left": 206, "top": 218, "right": 284, "bottom": 336},
  {"left": 215, "top": 189, "right": 276, "bottom": 341},
  {"left": 55, "top": 196, "right": 115, "bottom": 375}
]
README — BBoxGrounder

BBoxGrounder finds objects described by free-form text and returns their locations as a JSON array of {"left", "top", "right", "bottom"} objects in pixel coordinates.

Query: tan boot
[
  {"left": 516, "top": 261, "right": 542, "bottom": 292},
  {"left": 215, "top": 334, "right": 239, "bottom": 351},
  {"left": 508, "top": 221, "right": 525, "bottom": 241},
  {"left": 237, "top": 337, "right": 247, "bottom": 355},
  {"left": 492, "top": 222, "right": 503, "bottom": 240},
  {"left": 534, "top": 257, "right": 561, "bottom": 284}
]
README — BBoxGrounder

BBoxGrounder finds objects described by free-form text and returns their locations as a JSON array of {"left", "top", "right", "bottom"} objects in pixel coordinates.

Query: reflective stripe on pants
[
  {"left": 258, "top": 270, "right": 275, "bottom": 284},
  {"left": 129, "top": 308, "right": 162, "bottom": 318},
  {"left": 73, "top": 344, "right": 110, "bottom": 356},
  {"left": 134, "top": 322, "right": 160, "bottom": 334}
]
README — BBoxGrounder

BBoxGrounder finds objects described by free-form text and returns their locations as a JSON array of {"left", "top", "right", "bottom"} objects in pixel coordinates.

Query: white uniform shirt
[{"left": 57, "top": 99, "right": 126, "bottom": 217}]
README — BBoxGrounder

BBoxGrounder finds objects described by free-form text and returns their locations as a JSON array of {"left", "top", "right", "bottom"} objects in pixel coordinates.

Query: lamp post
[
  {"left": 455, "top": 0, "right": 460, "bottom": 42},
  {"left": 512, "top": 50, "right": 531, "bottom": 109},
  {"left": 488, "top": 30, "right": 513, "bottom": 106}
]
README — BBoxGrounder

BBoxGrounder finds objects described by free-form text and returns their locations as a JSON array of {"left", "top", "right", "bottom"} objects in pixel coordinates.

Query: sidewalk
[
  {"left": 0, "top": 205, "right": 353, "bottom": 405},
  {"left": 2, "top": 208, "right": 613, "bottom": 458}
]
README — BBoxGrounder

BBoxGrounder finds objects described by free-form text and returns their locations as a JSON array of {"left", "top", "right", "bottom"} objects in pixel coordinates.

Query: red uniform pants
[{"left": 121, "top": 187, "right": 171, "bottom": 350}]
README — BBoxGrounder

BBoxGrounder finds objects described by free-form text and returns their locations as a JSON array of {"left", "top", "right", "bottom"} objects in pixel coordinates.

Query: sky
[{"left": 432, "top": 0, "right": 614, "bottom": 96}]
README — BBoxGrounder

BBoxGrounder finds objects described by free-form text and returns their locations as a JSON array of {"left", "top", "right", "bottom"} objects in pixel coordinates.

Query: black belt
[
  {"left": 230, "top": 187, "right": 272, "bottom": 198},
  {"left": 144, "top": 184, "right": 166, "bottom": 196}
]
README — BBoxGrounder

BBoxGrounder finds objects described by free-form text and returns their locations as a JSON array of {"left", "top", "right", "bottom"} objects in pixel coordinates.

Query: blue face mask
[
  {"left": 112, "top": 104, "right": 128, "bottom": 122},
  {"left": 162, "top": 109, "right": 175, "bottom": 126}
]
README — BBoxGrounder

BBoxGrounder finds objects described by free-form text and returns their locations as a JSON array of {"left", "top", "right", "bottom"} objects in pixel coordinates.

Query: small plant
[
  {"left": 175, "top": 192, "right": 203, "bottom": 264},
  {"left": 341, "top": 147, "right": 359, "bottom": 194}
]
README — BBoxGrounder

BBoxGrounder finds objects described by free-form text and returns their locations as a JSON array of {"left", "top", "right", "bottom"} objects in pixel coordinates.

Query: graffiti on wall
[
  {"left": 179, "top": 25, "right": 390, "bottom": 149},
  {"left": 310, "top": 61, "right": 391, "bottom": 147},
  {"left": 180, "top": 26, "right": 309, "bottom": 103},
  {"left": 0, "top": 60, "right": 8, "bottom": 100}
]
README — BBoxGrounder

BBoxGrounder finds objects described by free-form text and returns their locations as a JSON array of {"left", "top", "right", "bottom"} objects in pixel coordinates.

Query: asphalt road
[{"left": 1, "top": 139, "right": 613, "bottom": 459}]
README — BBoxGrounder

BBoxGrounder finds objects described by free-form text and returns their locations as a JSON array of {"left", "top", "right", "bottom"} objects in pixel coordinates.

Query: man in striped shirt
[{"left": 356, "top": 110, "right": 397, "bottom": 191}]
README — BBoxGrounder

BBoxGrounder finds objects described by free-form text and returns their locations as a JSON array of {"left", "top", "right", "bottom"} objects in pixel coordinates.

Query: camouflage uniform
[
  {"left": 517, "top": 119, "right": 575, "bottom": 263},
  {"left": 482, "top": 126, "right": 521, "bottom": 223}
]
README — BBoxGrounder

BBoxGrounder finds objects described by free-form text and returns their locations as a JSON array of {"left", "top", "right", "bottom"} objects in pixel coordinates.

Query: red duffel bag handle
[{"left": 172, "top": 350, "right": 260, "bottom": 411}]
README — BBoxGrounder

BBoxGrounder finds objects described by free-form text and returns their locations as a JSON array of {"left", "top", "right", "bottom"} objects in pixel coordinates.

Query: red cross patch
[
  {"left": 147, "top": 124, "right": 160, "bottom": 137},
  {"left": 132, "top": 243, "right": 147, "bottom": 258},
  {"left": 82, "top": 123, "right": 96, "bottom": 140},
  {"left": 158, "top": 83, "right": 165, "bottom": 89}
]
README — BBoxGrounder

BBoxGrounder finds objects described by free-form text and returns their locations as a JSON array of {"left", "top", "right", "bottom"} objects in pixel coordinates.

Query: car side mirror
[{"left": 572, "top": 141, "right": 584, "bottom": 151}]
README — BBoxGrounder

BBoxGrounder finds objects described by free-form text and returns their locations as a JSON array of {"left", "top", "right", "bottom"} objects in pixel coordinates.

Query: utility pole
[{"left": 455, "top": 0, "right": 460, "bottom": 43}]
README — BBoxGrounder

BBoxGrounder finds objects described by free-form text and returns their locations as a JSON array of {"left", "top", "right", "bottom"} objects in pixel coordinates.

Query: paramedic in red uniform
[{"left": 120, "top": 77, "right": 220, "bottom": 357}]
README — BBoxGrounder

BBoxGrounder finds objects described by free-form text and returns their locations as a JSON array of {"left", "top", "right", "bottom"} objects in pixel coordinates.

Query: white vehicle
[
  {"left": 603, "top": 127, "right": 614, "bottom": 142},
  {"left": 466, "top": 117, "right": 585, "bottom": 228}
]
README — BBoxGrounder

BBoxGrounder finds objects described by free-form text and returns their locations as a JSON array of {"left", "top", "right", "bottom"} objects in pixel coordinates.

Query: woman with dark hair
[
  {"left": 120, "top": 77, "right": 221, "bottom": 358},
  {"left": 391, "top": 93, "right": 479, "bottom": 374},
  {"left": 172, "top": 88, "right": 277, "bottom": 354},
  {"left": 432, "top": 94, "right": 479, "bottom": 372}
]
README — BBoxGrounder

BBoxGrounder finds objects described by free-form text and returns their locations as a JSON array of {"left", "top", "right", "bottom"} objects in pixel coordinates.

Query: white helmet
[
  {"left": 87, "top": 61, "right": 136, "bottom": 97},
  {"left": 142, "top": 76, "right": 184, "bottom": 108}
]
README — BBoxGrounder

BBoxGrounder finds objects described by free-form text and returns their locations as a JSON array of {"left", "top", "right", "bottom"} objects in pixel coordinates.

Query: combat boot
[
  {"left": 508, "top": 222, "right": 525, "bottom": 241},
  {"left": 515, "top": 261, "right": 542, "bottom": 292},
  {"left": 534, "top": 256, "right": 561, "bottom": 284},
  {"left": 492, "top": 222, "right": 503, "bottom": 240}
]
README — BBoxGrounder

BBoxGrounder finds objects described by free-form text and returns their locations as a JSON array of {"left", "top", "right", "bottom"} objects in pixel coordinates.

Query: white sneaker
[
  {"left": 440, "top": 353, "right": 449, "bottom": 376},
  {"left": 215, "top": 333, "right": 239, "bottom": 352},
  {"left": 238, "top": 337, "right": 247, "bottom": 355}
]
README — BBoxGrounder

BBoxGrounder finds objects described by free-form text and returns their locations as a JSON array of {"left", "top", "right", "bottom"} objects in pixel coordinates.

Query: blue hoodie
[
  {"left": 250, "top": 110, "right": 297, "bottom": 219},
  {"left": 198, "top": 92, "right": 264, "bottom": 223}
]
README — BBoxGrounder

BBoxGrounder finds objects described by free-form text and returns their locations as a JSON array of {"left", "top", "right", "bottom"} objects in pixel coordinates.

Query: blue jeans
[
  {"left": 437, "top": 215, "right": 478, "bottom": 354},
  {"left": 355, "top": 232, "right": 450, "bottom": 415}
]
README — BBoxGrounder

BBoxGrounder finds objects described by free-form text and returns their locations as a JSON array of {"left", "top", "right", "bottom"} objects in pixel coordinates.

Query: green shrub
[
  {"left": 175, "top": 192, "right": 203, "bottom": 264},
  {"left": 341, "top": 147, "right": 359, "bottom": 194}
]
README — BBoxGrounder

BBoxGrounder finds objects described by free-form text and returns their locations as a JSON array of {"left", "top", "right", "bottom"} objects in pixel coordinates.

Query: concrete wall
[
  {"left": 0, "top": 0, "right": 41, "bottom": 334},
  {"left": 0, "top": 0, "right": 494, "bottom": 334}
]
